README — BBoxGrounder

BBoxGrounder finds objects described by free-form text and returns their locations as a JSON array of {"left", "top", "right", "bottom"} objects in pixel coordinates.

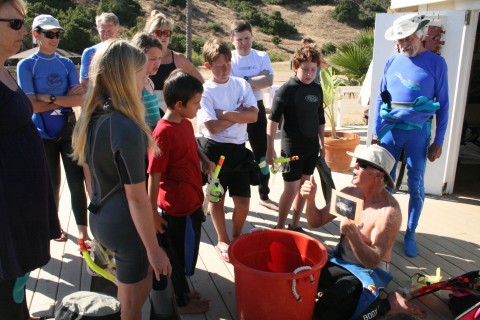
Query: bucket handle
[{"left": 292, "top": 266, "right": 315, "bottom": 302}]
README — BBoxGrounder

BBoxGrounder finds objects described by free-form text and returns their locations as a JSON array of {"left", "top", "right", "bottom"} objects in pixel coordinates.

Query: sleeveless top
[
  {"left": 150, "top": 50, "right": 177, "bottom": 90},
  {"left": 142, "top": 80, "right": 161, "bottom": 129},
  {"left": 0, "top": 78, "right": 60, "bottom": 278}
]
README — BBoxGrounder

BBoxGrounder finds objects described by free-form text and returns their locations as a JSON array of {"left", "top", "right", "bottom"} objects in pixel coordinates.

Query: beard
[{"left": 401, "top": 43, "right": 420, "bottom": 58}]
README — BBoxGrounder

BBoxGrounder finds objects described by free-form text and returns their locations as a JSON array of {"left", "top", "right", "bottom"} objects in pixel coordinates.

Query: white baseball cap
[
  {"left": 32, "top": 14, "right": 63, "bottom": 30},
  {"left": 347, "top": 145, "right": 396, "bottom": 189},
  {"left": 385, "top": 14, "right": 429, "bottom": 41}
]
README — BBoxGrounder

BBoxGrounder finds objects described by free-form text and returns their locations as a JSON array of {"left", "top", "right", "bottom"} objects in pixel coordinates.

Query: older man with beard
[{"left": 372, "top": 14, "right": 449, "bottom": 258}]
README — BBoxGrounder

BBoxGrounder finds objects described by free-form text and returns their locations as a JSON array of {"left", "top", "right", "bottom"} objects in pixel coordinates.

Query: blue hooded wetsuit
[{"left": 372, "top": 50, "right": 449, "bottom": 239}]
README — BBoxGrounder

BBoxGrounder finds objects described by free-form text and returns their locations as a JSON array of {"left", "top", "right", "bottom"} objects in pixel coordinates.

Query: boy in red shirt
[{"left": 148, "top": 70, "right": 215, "bottom": 313}]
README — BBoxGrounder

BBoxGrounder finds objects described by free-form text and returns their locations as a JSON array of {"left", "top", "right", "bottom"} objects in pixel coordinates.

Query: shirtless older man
[{"left": 301, "top": 145, "right": 424, "bottom": 319}]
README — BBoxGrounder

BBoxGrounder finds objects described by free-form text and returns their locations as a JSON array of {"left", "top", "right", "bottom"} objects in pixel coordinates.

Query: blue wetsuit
[
  {"left": 80, "top": 43, "right": 103, "bottom": 81},
  {"left": 372, "top": 50, "right": 449, "bottom": 250},
  {"left": 17, "top": 51, "right": 88, "bottom": 228}
]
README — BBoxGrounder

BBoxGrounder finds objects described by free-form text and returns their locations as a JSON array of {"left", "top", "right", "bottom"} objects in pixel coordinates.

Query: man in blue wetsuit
[
  {"left": 372, "top": 14, "right": 449, "bottom": 258},
  {"left": 80, "top": 12, "right": 120, "bottom": 88}
]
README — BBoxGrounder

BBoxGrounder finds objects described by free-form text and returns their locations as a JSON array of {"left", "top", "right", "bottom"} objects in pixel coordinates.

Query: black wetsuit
[
  {"left": 269, "top": 76, "right": 325, "bottom": 181},
  {"left": 86, "top": 107, "right": 149, "bottom": 284}
]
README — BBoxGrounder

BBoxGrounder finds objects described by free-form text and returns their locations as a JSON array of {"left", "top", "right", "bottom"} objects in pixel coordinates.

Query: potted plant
[{"left": 320, "top": 66, "right": 360, "bottom": 172}]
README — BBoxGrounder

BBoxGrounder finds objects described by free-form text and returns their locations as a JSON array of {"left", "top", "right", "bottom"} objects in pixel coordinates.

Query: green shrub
[
  {"left": 272, "top": 35, "right": 282, "bottom": 45},
  {"left": 206, "top": 23, "right": 224, "bottom": 33},
  {"left": 322, "top": 42, "right": 337, "bottom": 56},
  {"left": 252, "top": 41, "right": 267, "bottom": 51},
  {"left": 268, "top": 51, "right": 287, "bottom": 62},
  {"left": 190, "top": 51, "right": 204, "bottom": 66}
]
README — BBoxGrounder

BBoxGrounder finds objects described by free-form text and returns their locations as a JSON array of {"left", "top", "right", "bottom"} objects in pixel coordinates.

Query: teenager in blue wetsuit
[
  {"left": 17, "top": 14, "right": 88, "bottom": 242},
  {"left": 372, "top": 14, "right": 449, "bottom": 258}
]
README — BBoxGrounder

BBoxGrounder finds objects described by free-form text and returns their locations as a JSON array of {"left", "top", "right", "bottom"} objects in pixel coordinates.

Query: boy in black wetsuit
[{"left": 266, "top": 45, "right": 325, "bottom": 232}]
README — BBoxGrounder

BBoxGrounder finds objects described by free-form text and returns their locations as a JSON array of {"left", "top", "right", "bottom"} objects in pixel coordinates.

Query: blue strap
[
  {"left": 377, "top": 96, "right": 440, "bottom": 140},
  {"left": 184, "top": 215, "right": 195, "bottom": 276},
  {"left": 329, "top": 257, "right": 393, "bottom": 320}
]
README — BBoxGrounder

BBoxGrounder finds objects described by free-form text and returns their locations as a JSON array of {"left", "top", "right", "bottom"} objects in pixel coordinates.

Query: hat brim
[
  {"left": 384, "top": 19, "right": 430, "bottom": 41},
  {"left": 36, "top": 24, "right": 64, "bottom": 30},
  {"left": 347, "top": 151, "right": 395, "bottom": 189}
]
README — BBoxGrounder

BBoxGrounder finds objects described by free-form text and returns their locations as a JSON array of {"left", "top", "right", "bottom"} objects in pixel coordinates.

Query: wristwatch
[
  {"left": 243, "top": 76, "right": 250, "bottom": 81},
  {"left": 50, "top": 94, "right": 56, "bottom": 103}
]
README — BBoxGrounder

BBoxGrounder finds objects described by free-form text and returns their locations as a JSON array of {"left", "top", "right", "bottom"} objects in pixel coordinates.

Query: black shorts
[
  {"left": 203, "top": 139, "right": 253, "bottom": 198},
  {"left": 281, "top": 136, "right": 319, "bottom": 182}
]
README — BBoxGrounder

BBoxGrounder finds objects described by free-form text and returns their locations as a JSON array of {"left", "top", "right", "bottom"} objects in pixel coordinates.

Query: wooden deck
[{"left": 27, "top": 127, "right": 480, "bottom": 320}]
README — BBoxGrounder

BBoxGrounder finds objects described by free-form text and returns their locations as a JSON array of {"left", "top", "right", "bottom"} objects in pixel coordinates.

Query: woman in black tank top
[{"left": 144, "top": 10, "right": 204, "bottom": 91}]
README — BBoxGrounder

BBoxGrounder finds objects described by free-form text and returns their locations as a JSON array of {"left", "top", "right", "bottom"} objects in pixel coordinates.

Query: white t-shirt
[
  {"left": 231, "top": 49, "right": 273, "bottom": 101},
  {"left": 198, "top": 76, "right": 257, "bottom": 144}
]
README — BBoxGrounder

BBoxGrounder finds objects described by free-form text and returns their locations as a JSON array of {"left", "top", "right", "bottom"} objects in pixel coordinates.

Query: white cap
[
  {"left": 32, "top": 14, "right": 63, "bottom": 30},
  {"left": 385, "top": 14, "right": 429, "bottom": 41},
  {"left": 347, "top": 145, "right": 395, "bottom": 189}
]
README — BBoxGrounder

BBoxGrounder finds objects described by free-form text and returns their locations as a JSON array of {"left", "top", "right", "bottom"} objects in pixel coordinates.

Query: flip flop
[
  {"left": 54, "top": 229, "right": 67, "bottom": 242},
  {"left": 215, "top": 244, "right": 230, "bottom": 263}
]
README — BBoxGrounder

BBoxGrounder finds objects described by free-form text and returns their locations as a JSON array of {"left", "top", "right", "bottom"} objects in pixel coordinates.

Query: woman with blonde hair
[
  {"left": 144, "top": 10, "right": 204, "bottom": 113},
  {"left": 72, "top": 39, "right": 171, "bottom": 319}
]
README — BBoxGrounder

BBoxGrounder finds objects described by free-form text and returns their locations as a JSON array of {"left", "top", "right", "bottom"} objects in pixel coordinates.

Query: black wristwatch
[
  {"left": 243, "top": 76, "right": 249, "bottom": 81},
  {"left": 50, "top": 94, "right": 56, "bottom": 103}
]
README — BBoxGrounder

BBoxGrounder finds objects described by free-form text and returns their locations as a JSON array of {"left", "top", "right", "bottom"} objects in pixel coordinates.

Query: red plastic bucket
[{"left": 228, "top": 229, "right": 328, "bottom": 320}]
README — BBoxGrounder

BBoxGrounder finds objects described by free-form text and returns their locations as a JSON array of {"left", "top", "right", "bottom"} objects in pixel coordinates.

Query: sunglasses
[
  {"left": 152, "top": 30, "right": 172, "bottom": 38},
  {"left": 357, "top": 159, "right": 381, "bottom": 171},
  {"left": 0, "top": 18, "right": 25, "bottom": 30},
  {"left": 42, "top": 31, "right": 63, "bottom": 39}
]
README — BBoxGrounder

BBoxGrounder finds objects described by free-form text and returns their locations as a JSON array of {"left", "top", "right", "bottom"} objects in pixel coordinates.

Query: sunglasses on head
[
  {"left": 152, "top": 30, "right": 172, "bottom": 38},
  {"left": 0, "top": 18, "right": 25, "bottom": 30},
  {"left": 357, "top": 159, "right": 381, "bottom": 171},
  {"left": 42, "top": 30, "right": 63, "bottom": 39}
]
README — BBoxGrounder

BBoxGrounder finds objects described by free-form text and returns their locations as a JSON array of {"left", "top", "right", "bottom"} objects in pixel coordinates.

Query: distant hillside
[{"left": 139, "top": 0, "right": 361, "bottom": 59}]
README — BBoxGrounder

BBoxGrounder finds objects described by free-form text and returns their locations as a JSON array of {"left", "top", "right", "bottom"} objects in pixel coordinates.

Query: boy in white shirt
[{"left": 197, "top": 38, "right": 258, "bottom": 262}]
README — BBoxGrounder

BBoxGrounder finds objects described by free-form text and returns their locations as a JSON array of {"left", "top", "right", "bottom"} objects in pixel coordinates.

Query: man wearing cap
[
  {"left": 372, "top": 14, "right": 449, "bottom": 258},
  {"left": 80, "top": 12, "right": 120, "bottom": 88},
  {"left": 301, "top": 145, "right": 424, "bottom": 319}
]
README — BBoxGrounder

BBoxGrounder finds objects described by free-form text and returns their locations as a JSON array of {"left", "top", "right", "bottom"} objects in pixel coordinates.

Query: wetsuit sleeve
[
  {"left": 269, "top": 81, "right": 289, "bottom": 122},
  {"left": 80, "top": 47, "right": 94, "bottom": 80},
  {"left": 318, "top": 86, "right": 326, "bottom": 125},
  {"left": 433, "top": 58, "right": 449, "bottom": 145},
  {"left": 17, "top": 59, "right": 35, "bottom": 95},
  {"left": 66, "top": 59, "right": 80, "bottom": 87},
  {"left": 112, "top": 117, "right": 148, "bottom": 185},
  {"left": 373, "top": 57, "right": 394, "bottom": 136}
]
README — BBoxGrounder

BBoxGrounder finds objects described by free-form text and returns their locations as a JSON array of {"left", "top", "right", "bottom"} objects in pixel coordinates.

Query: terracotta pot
[{"left": 324, "top": 131, "right": 361, "bottom": 172}]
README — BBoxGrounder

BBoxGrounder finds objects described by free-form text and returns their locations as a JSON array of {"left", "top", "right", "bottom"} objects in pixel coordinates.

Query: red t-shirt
[{"left": 148, "top": 118, "right": 204, "bottom": 216}]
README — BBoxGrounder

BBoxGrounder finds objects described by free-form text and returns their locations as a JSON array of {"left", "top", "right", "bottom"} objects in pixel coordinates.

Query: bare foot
[
  {"left": 387, "top": 292, "right": 426, "bottom": 319},
  {"left": 178, "top": 298, "right": 210, "bottom": 314},
  {"left": 259, "top": 199, "right": 279, "bottom": 211}
]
